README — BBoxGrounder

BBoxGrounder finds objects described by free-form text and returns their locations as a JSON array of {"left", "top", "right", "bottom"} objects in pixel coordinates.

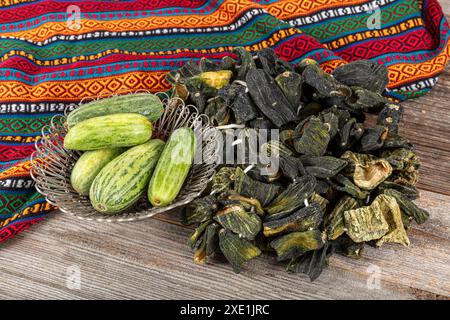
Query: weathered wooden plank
[
  {"left": 0, "top": 189, "right": 448, "bottom": 300},
  {"left": 441, "top": 1, "right": 450, "bottom": 15},
  {"left": 398, "top": 66, "right": 450, "bottom": 195}
]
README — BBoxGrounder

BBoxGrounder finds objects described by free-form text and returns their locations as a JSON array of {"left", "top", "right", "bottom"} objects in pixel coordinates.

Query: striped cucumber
[
  {"left": 64, "top": 113, "right": 152, "bottom": 151},
  {"left": 90, "top": 139, "right": 165, "bottom": 213},
  {"left": 67, "top": 93, "right": 164, "bottom": 128},
  {"left": 70, "top": 148, "right": 124, "bottom": 195},
  {"left": 148, "top": 127, "right": 196, "bottom": 207}
]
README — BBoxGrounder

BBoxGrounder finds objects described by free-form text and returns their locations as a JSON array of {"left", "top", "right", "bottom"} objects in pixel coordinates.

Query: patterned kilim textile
[{"left": 0, "top": 0, "right": 449, "bottom": 242}]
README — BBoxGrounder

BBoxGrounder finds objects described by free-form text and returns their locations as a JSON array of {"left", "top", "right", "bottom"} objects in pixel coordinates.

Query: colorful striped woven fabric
[{"left": 0, "top": 0, "right": 449, "bottom": 242}]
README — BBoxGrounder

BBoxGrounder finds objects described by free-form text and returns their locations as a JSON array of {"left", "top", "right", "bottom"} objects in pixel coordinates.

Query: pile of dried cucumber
[
  {"left": 165, "top": 47, "right": 430, "bottom": 279},
  {"left": 65, "top": 93, "right": 195, "bottom": 213}
]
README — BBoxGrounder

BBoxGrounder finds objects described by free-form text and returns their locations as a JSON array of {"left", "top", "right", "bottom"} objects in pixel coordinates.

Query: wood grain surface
[
  {"left": 0, "top": 189, "right": 448, "bottom": 300},
  {"left": 441, "top": 0, "right": 449, "bottom": 15},
  {"left": 0, "top": 12, "right": 449, "bottom": 300}
]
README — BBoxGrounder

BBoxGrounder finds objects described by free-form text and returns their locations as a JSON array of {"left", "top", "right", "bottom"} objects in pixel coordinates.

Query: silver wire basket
[{"left": 30, "top": 91, "right": 219, "bottom": 222}]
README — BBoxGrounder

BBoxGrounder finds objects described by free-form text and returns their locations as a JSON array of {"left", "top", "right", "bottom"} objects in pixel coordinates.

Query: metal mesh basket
[{"left": 30, "top": 92, "right": 219, "bottom": 222}]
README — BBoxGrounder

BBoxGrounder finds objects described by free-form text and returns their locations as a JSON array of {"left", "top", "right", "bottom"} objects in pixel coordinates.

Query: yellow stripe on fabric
[
  {"left": 262, "top": 0, "right": 371, "bottom": 20},
  {"left": 0, "top": 71, "right": 168, "bottom": 101},
  {"left": 0, "top": 0, "right": 35, "bottom": 7},
  {"left": 0, "top": 0, "right": 257, "bottom": 41},
  {"left": 0, "top": 135, "right": 40, "bottom": 144},
  {"left": 0, "top": 201, "right": 52, "bottom": 228},
  {"left": 0, "top": 160, "right": 32, "bottom": 179},
  {"left": 386, "top": 41, "right": 450, "bottom": 87}
]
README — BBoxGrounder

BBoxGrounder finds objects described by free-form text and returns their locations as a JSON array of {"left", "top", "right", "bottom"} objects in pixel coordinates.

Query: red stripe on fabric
[
  {"left": 336, "top": 29, "right": 436, "bottom": 62},
  {"left": 0, "top": 145, "right": 36, "bottom": 162},
  {"left": 0, "top": 0, "right": 208, "bottom": 23},
  {"left": 0, "top": 218, "right": 44, "bottom": 242},
  {"left": 273, "top": 33, "right": 332, "bottom": 62},
  {"left": 422, "top": 0, "right": 447, "bottom": 49}
]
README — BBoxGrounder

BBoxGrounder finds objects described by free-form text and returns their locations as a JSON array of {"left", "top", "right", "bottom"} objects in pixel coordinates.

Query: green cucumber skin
[
  {"left": 64, "top": 113, "right": 152, "bottom": 151},
  {"left": 148, "top": 127, "right": 195, "bottom": 207},
  {"left": 89, "top": 139, "right": 165, "bottom": 214},
  {"left": 67, "top": 93, "right": 164, "bottom": 128},
  {"left": 70, "top": 148, "right": 124, "bottom": 196}
]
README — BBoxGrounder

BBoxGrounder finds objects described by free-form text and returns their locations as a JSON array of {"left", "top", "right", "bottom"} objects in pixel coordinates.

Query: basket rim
[{"left": 30, "top": 95, "right": 219, "bottom": 222}]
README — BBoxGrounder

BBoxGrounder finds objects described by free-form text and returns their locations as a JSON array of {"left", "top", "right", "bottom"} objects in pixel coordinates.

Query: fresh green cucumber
[
  {"left": 70, "top": 148, "right": 124, "bottom": 195},
  {"left": 148, "top": 127, "right": 196, "bottom": 207},
  {"left": 67, "top": 93, "right": 164, "bottom": 128},
  {"left": 64, "top": 113, "right": 152, "bottom": 151},
  {"left": 89, "top": 139, "right": 165, "bottom": 213}
]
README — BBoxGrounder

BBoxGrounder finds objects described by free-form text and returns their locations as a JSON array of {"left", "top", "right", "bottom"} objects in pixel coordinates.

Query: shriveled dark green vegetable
[
  {"left": 383, "top": 189, "right": 429, "bottom": 224},
  {"left": 194, "top": 222, "right": 221, "bottom": 264},
  {"left": 332, "top": 235, "right": 364, "bottom": 259},
  {"left": 377, "top": 104, "right": 403, "bottom": 134},
  {"left": 188, "top": 220, "right": 212, "bottom": 249},
  {"left": 341, "top": 151, "right": 392, "bottom": 190},
  {"left": 165, "top": 60, "right": 200, "bottom": 85},
  {"left": 205, "top": 96, "right": 230, "bottom": 126},
  {"left": 246, "top": 69, "right": 298, "bottom": 127},
  {"left": 184, "top": 195, "right": 218, "bottom": 225},
  {"left": 234, "top": 167, "right": 280, "bottom": 206},
  {"left": 293, "top": 116, "right": 330, "bottom": 156},
  {"left": 220, "top": 56, "right": 237, "bottom": 71},
  {"left": 233, "top": 47, "right": 256, "bottom": 80},
  {"left": 218, "top": 192, "right": 264, "bottom": 216},
  {"left": 218, "top": 82, "right": 258, "bottom": 123},
  {"left": 336, "top": 118, "right": 365, "bottom": 151},
  {"left": 287, "top": 242, "right": 332, "bottom": 281},
  {"left": 248, "top": 118, "right": 275, "bottom": 130},
  {"left": 378, "top": 181, "right": 419, "bottom": 200},
  {"left": 275, "top": 71, "right": 302, "bottom": 107},
  {"left": 245, "top": 162, "right": 281, "bottom": 183},
  {"left": 214, "top": 204, "right": 262, "bottom": 240},
  {"left": 326, "top": 196, "right": 358, "bottom": 240},
  {"left": 295, "top": 58, "right": 318, "bottom": 74},
  {"left": 320, "top": 109, "right": 340, "bottom": 139},
  {"left": 265, "top": 175, "right": 316, "bottom": 216},
  {"left": 171, "top": 49, "right": 429, "bottom": 281},
  {"left": 383, "top": 132, "right": 413, "bottom": 150},
  {"left": 346, "top": 86, "right": 387, "bottom": 111},
  {"left": 262, "top": 140, "right": 305, "bottom": 179},
  {"left": 381, "top": 148, "right": 419, "bottom": 171},
  {"left": 219, "top": 229, "right": 261, "bottom": 273},
  {"left": 301, "top": 155, "right": 348, "bottom": 179},
  {"left": 359, "top": 125, "right": 388, "bottom": 152},
  {"left": 270, "top": 230, "right": 325, "bottom": 261},
  {"left": 185, "top": 76, "right": 209, "bottom": 112},
  {"left": 375, "top": 194, "right": 410, "bottom": 247},
  {"left": 301, "top": 62, "right": 341, "bottom": 97},
  {"left": 333, "top": 174, "right": 369, "bottom": 200},
  {"left": 211, "top": 167, "right": 236, "bottom": 195},
  {"left": 234, "top": 128, "right": 259, "bottom": 165},
  {"left": 310, "top": 193, "right": 329, "bottom": 213},
  {"left": 298, "top": 102, "right": 324, "bottom": 120},
  {"left": 263, "top": 203, "right": 323, "bottom": 237},
  {"left": 257, "top": 48, "right": 293, "bottom": 77},
  {"left": 332, "top": 60, "right": 388, "bottom": 94},
  {"left": 344, "top": 197, "right": 390, "bottom": 243},
  {"left": 199, "top": 57, "right": 221, "bottom": 72}
]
